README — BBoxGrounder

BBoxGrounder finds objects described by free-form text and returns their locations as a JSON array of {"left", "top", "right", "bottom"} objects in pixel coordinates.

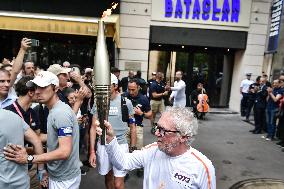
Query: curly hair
[
  {"left": 15, "top": 76, "right": 35, "bottom": 96},
  {"left": 164, "top": 106, "right": 198, "bottom": 146}
]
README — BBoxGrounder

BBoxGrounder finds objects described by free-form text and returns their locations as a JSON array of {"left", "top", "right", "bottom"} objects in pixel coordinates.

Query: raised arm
[{"left": 10, "top": 38, "right": 31, "bottom": 86}]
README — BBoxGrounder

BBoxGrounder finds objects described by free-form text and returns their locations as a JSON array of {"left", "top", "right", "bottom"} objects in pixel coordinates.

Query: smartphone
[
  {"left": 71, "top": 67, "right": 81, "bottom": 75},
  {"left": 30, "top": 39, "right": 40, "bottom": 47}
]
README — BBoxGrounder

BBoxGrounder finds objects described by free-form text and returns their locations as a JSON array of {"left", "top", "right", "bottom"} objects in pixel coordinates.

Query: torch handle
[
  {"left": 101, "top": 126, "right": 107, "bottom": 145},
  {"left": 95, "top": 86, "right": 110, "bottom": 145}
]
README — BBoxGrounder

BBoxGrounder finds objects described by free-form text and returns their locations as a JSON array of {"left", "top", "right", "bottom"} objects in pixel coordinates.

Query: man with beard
[
  {"left": 15, "top": 61, "right": 35, "bottom": 83},
  {"left": 96, "top": 106, "right": 216, "bottom": 189},
  {"left": 168, "top": 71, "right": 186, "bottom": 107}
]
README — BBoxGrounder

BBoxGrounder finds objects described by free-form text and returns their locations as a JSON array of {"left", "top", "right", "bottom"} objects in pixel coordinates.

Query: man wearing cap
[
  {"left": 240, "top": 73, "right": 254, "bottom": 117},
  {"left": 4, "top": 71, "right": 81, "bottom": 189},
  {"left": 89, "top": 74, "right": 136, "bottom": 189},
  {"left": 47, "top": 64, "right": 89, "bottom": 109}
]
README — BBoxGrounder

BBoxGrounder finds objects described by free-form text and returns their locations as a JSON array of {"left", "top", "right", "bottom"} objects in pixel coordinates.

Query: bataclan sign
[{"left": 164, "top": 0, "right": 240, "bottom": 22}]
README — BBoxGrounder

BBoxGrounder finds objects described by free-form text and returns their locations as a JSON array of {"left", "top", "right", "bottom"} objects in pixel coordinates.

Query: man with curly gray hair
[{"left": 96, "top": 106, "right": 216, "bottom": 189}]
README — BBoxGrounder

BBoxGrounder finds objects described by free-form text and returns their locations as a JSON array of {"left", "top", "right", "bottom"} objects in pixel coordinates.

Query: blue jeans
[{"left": 266, "top": 108, "right": 278, "bottom": 138}]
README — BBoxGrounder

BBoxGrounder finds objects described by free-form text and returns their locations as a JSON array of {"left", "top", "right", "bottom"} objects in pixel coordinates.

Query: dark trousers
[
  {"left": 277, "top": 114, "right": 284, "bottom": 141},
  {"left": 192, "top": 105, "right": 205, "bottom": 119},
  {"left": 245, "top": 99, "right": 254, "bottom": 120},
  {"left": 254, "top": 107, "right": 266, "bottom": 133},
  {"left": 241, "top": 93, "right": 249, "bottom": 116}
]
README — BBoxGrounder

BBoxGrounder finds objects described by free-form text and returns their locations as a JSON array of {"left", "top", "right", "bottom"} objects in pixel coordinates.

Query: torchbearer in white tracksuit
[{"left": 96, "top": 106, "right": 216, "bottom": 189}]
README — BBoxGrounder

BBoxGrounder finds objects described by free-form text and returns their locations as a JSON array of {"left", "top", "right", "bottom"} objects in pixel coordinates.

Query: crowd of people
[
  {"left": 0, "top": 38, "right": 215, "bottom": 189},
  {"left": 240, "top": 72, "right": 284, "bottom": 150}
]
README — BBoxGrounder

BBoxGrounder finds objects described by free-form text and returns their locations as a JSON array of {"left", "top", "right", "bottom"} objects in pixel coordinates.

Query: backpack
[{"left": 121, "top": 95, "right": 129, "bottom": 122}]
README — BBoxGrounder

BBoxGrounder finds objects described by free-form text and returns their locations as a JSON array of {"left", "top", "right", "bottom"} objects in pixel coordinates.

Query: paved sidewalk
[{"left": 80, "top": 113, "right": 284, "bottom": 189}]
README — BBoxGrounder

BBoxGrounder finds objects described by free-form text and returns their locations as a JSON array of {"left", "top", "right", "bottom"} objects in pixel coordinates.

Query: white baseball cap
[
  {"left": 111, "top": 73, "right": 118, "bottom": 85},
  {"left": 47, "top": 64, "right": 71, "bottom": 76},
  {"left": 26, "top": 71, "right": 59, "bottom": 87}
]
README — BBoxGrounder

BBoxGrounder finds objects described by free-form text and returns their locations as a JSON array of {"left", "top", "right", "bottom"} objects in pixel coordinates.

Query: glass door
[{"left": 148, "top": 50, "right": 234, "bottom": 107}]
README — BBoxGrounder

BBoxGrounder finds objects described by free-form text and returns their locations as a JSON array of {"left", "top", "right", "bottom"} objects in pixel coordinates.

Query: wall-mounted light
[
  {"left": 158, "top": 44, "right": 162, "bottom": 47},
  {"left": 227, "top": 49, "right": 230, "bottom": 52},
  {"left": 204, "top": 47, "right": 207, "bottom": 50},
  {"left": 181, "top": 46, "right": 185, "bottom": 48}
]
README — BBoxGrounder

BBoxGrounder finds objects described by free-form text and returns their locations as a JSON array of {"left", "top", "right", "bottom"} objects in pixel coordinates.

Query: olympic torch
[{"left": 93, "top": 20, "right": 111, "bottom": 145}]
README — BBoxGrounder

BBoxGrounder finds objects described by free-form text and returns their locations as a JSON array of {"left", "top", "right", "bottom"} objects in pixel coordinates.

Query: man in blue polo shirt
[
  {"left": 124, "top": 79, "right": 152, "bottom": 177},
  {"left": 125, "top": 79, "right": 152, "bottom": 150},
  {"left": 150, "top": 72, "right": 168, "bottom": 134}
]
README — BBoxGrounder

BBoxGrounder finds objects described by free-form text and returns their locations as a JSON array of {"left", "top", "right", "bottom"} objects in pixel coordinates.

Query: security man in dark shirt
[
  {"left": 245, "top": 76, "right": 261, "bottom": 122},
  {"left": 124, "top": 79, "right": 152, "bottom": 177},
  {"left": 149, "top": 72, "right": 168, "bottom": 133},
  {"left": 5, "top": 76, "right": 40, "bottom": 134},
  {"left": 251, "top": 77, "right": 268, "bottom": 134},
  {"left": 124, "top": 79, "right": 152, "bottom": 149}
]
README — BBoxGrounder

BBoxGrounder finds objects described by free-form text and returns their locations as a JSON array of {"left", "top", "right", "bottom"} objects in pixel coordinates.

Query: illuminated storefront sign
[{"left": 164, "top": 0, "right": 240, "bottom": 22}]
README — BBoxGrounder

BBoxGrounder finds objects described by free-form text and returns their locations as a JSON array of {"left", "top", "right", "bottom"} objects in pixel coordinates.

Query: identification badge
[{"left": 171, "top": 170, "right": 193, "bottom": 188}]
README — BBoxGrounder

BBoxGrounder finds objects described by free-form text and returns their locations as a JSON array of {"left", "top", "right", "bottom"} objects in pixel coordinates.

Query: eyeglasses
[{"left": 155, "top": 124, "right": 180, "bottom": 137}]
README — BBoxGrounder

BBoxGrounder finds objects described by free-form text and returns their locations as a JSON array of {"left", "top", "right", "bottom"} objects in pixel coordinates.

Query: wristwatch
[{"left": 27, "top": 155, "right": 34, "bottom": 165}]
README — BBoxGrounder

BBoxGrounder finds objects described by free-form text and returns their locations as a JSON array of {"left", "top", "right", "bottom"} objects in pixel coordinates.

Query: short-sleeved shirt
[
  {"left": 267, "top": 87, "right": 283, "bottom": 110},
  {"left": 240, "top": 79, "right": 254, "bottom": 93},
  {"left": 150, "top": 80, "right": 166, "bottom": 100},
  {"left": 147, "top": 79, "right": 155, "bottom": 99},
  {"left": 0, "top": 109, "right": 30, "bottom": 188},
  {"left": 91, "top": 94, "right": 134, "bottom": 144},
  {"left": 47, "top": 101, "right": 80, "bottom": 181},
  {"left": 124, "top": 92, "right": 151, "bottom": 126}
]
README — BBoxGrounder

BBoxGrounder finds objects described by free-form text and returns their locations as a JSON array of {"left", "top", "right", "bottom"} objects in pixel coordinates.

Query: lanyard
[{"left": 13, "top": 102, "right": 32, "bottom": 127}]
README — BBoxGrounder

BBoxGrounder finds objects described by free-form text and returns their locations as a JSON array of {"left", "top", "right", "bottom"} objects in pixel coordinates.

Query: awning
[{"left": 0, "top": 11, "right": 120, "bottom": 47}]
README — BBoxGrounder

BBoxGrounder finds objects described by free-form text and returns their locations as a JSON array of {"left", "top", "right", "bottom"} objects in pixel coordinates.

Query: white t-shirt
[
  {"left": 106, "top": 138, "right": 216, "bottom": 189},
  {"left": 240, "top": 79, "right": 254, "bottom": 93},
  {"left": 170, "top": 80, "right": 186, "bottom": 107}
]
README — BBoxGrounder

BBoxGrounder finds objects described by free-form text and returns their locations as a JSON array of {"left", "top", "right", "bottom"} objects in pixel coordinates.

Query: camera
[{"left": 30, "top": 39, "right": 40, "bottom": 47}]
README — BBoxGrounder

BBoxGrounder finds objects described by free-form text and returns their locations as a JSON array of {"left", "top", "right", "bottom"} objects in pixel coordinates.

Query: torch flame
[{"left": 102, "top": 2, "right": 119, "bottom": 19}]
